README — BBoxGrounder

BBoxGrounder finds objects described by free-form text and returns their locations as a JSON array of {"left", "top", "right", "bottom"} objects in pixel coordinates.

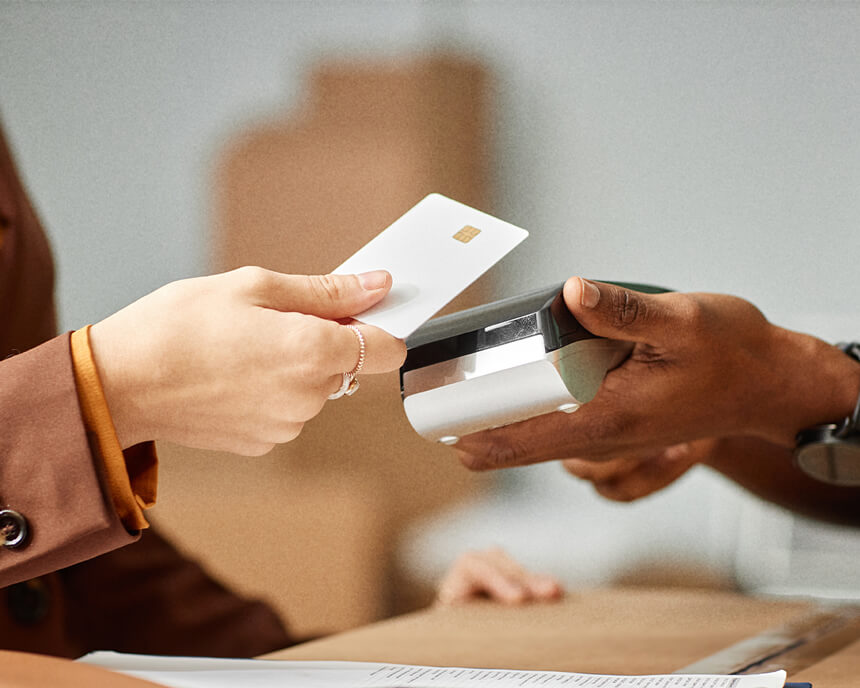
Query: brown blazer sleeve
[
  {"left": 0, "top": 124, "right": 138, "bottom": 588},
  {"left": 0, "top": 333, "right": 138, "bottom": 589},
  {"left": 0, "top": 122, "right": 292, "bottom": 657}
]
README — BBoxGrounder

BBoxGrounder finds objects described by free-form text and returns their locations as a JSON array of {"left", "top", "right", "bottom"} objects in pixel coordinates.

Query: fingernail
[
  {"left": 358, "top": 270, "right": 388, "bottom": 290},
  {"left": 579, "top": 277, "right": 600, "bottom": 308}
]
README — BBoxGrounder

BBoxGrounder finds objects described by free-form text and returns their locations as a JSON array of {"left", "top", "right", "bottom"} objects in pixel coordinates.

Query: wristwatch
[{"left": 794, "top": 342, "right": 860, "bottom": 485}]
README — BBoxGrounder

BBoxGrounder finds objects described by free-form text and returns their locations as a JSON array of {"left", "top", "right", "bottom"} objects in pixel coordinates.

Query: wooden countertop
[{"left": 270, "top": 587, "right": 812, "bottom": 674}]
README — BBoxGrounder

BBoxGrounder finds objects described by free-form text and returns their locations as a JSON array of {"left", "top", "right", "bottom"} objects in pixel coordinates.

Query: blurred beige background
[
  {"left": 3, "top": 1, "right": 860, "bottom": 636},
  {"left": 159, "top": 56, "right": 497, "bottom": 636}
]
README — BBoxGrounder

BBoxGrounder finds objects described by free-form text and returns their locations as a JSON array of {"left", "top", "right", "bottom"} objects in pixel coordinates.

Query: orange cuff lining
[{"left": 70, "top": 326, "right": 157, "bottom": 531}]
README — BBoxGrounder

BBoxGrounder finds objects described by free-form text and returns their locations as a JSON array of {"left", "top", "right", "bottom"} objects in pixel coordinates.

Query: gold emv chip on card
[{"left": 453, "top": 225, "right": 481, "bottom": 243}]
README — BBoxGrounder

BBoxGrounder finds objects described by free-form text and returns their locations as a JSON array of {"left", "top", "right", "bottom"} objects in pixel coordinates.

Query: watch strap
[
  {"left": 836, "top": 342, "right": 860, "bottom": 437},
  {"left": 793, "top": 341, "right": 860, "bottom": 485}
]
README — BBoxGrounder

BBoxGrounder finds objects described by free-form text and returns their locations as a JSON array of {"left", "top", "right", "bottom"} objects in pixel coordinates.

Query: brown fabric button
[
  {"left": 0, "top": 509, "right": 29, "bottom": 549},
  {"left": 7, "top": 578, "right": 51, "bottom": 626}
]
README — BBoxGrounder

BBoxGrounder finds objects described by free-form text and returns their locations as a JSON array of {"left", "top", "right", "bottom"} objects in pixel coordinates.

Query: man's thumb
[{"left": 562, "top": 277, "right": 669, "bottom": 343}]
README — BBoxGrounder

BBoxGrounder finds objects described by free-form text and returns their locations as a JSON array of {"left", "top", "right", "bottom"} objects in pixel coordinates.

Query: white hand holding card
[{"left": 332, "top": 194, "right": 529, "bottom": 339}]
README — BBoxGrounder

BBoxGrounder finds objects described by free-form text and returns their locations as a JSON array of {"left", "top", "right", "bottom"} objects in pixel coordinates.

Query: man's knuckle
[
  {"left": 488, "top": 442, "right": 525, "bottom": 469},
  {"left": 675, "top": 294, "right": 706, "bottom": 332},
  {"left": 611, "top": 288, "right": 644, "bottom": 329}
]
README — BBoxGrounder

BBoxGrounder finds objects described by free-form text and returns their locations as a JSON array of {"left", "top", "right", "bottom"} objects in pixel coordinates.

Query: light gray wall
[
  {"left": 2, "top": 1, "right": 434, "bottom": 328},
  {"left": 3, "top": 1, "right": 859, "bottom": 590},
  {"left": 471, "top": 2, "right": 860, "bottom": 326},
  {"left": 4, "top": 2, "right": 858, "bottom": 332}
]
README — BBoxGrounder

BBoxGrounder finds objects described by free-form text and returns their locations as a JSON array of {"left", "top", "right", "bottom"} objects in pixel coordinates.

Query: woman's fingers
[
  {"left": 482, "top": 548, "right": 563, "bottom": 601},
  {"left": 437, "top": 548, "right": 564, "bottom": 606},
  {"left": 340, "top": 321, "right": 407, "bottom": 375},
  {"left": 437, "top": 553, "right": 525, "bottom": 604},
  {"left": 90, "top": 267, "right": 406, "bottom": 453},
  {"left": 272, "top": 315, "right": 405, "bottom": 379}
]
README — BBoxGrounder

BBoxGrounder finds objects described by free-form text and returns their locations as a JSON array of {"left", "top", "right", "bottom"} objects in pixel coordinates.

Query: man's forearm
[{"left": 706, "top": 437, "right": 860, "bottom": 526}]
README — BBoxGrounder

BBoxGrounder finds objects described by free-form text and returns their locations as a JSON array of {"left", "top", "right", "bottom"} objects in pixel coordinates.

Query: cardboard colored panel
[
  {"left": 269, "top": 588, "right": 810, "bottom": 674},
  {"left": 155, "top": 56, "right": 496, "bottom": 636}
]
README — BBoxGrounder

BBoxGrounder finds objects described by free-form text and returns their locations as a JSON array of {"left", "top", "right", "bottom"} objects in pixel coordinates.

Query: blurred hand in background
[{"left": 436, "top": 547, "right": 563, "bottom": 605}]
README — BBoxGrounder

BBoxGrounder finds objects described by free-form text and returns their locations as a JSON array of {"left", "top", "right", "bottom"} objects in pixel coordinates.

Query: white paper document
[{"left": 80, "top": 653, "right": 787, "bottom": 688}]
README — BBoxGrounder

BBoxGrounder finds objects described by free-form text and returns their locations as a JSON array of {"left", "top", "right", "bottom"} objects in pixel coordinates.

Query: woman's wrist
[{"left": 88, "top": 318, "right": 154, "bottom": 450}]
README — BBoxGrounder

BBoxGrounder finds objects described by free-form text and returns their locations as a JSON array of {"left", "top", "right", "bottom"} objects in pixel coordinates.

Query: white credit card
[{"left": 333, "top": 193, "right": 529, "bottom": 339}]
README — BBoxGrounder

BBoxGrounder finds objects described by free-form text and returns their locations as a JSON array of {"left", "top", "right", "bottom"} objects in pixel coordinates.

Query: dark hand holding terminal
[{"left": 449, "top": 277, "right": 860, "bottom": 524}]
